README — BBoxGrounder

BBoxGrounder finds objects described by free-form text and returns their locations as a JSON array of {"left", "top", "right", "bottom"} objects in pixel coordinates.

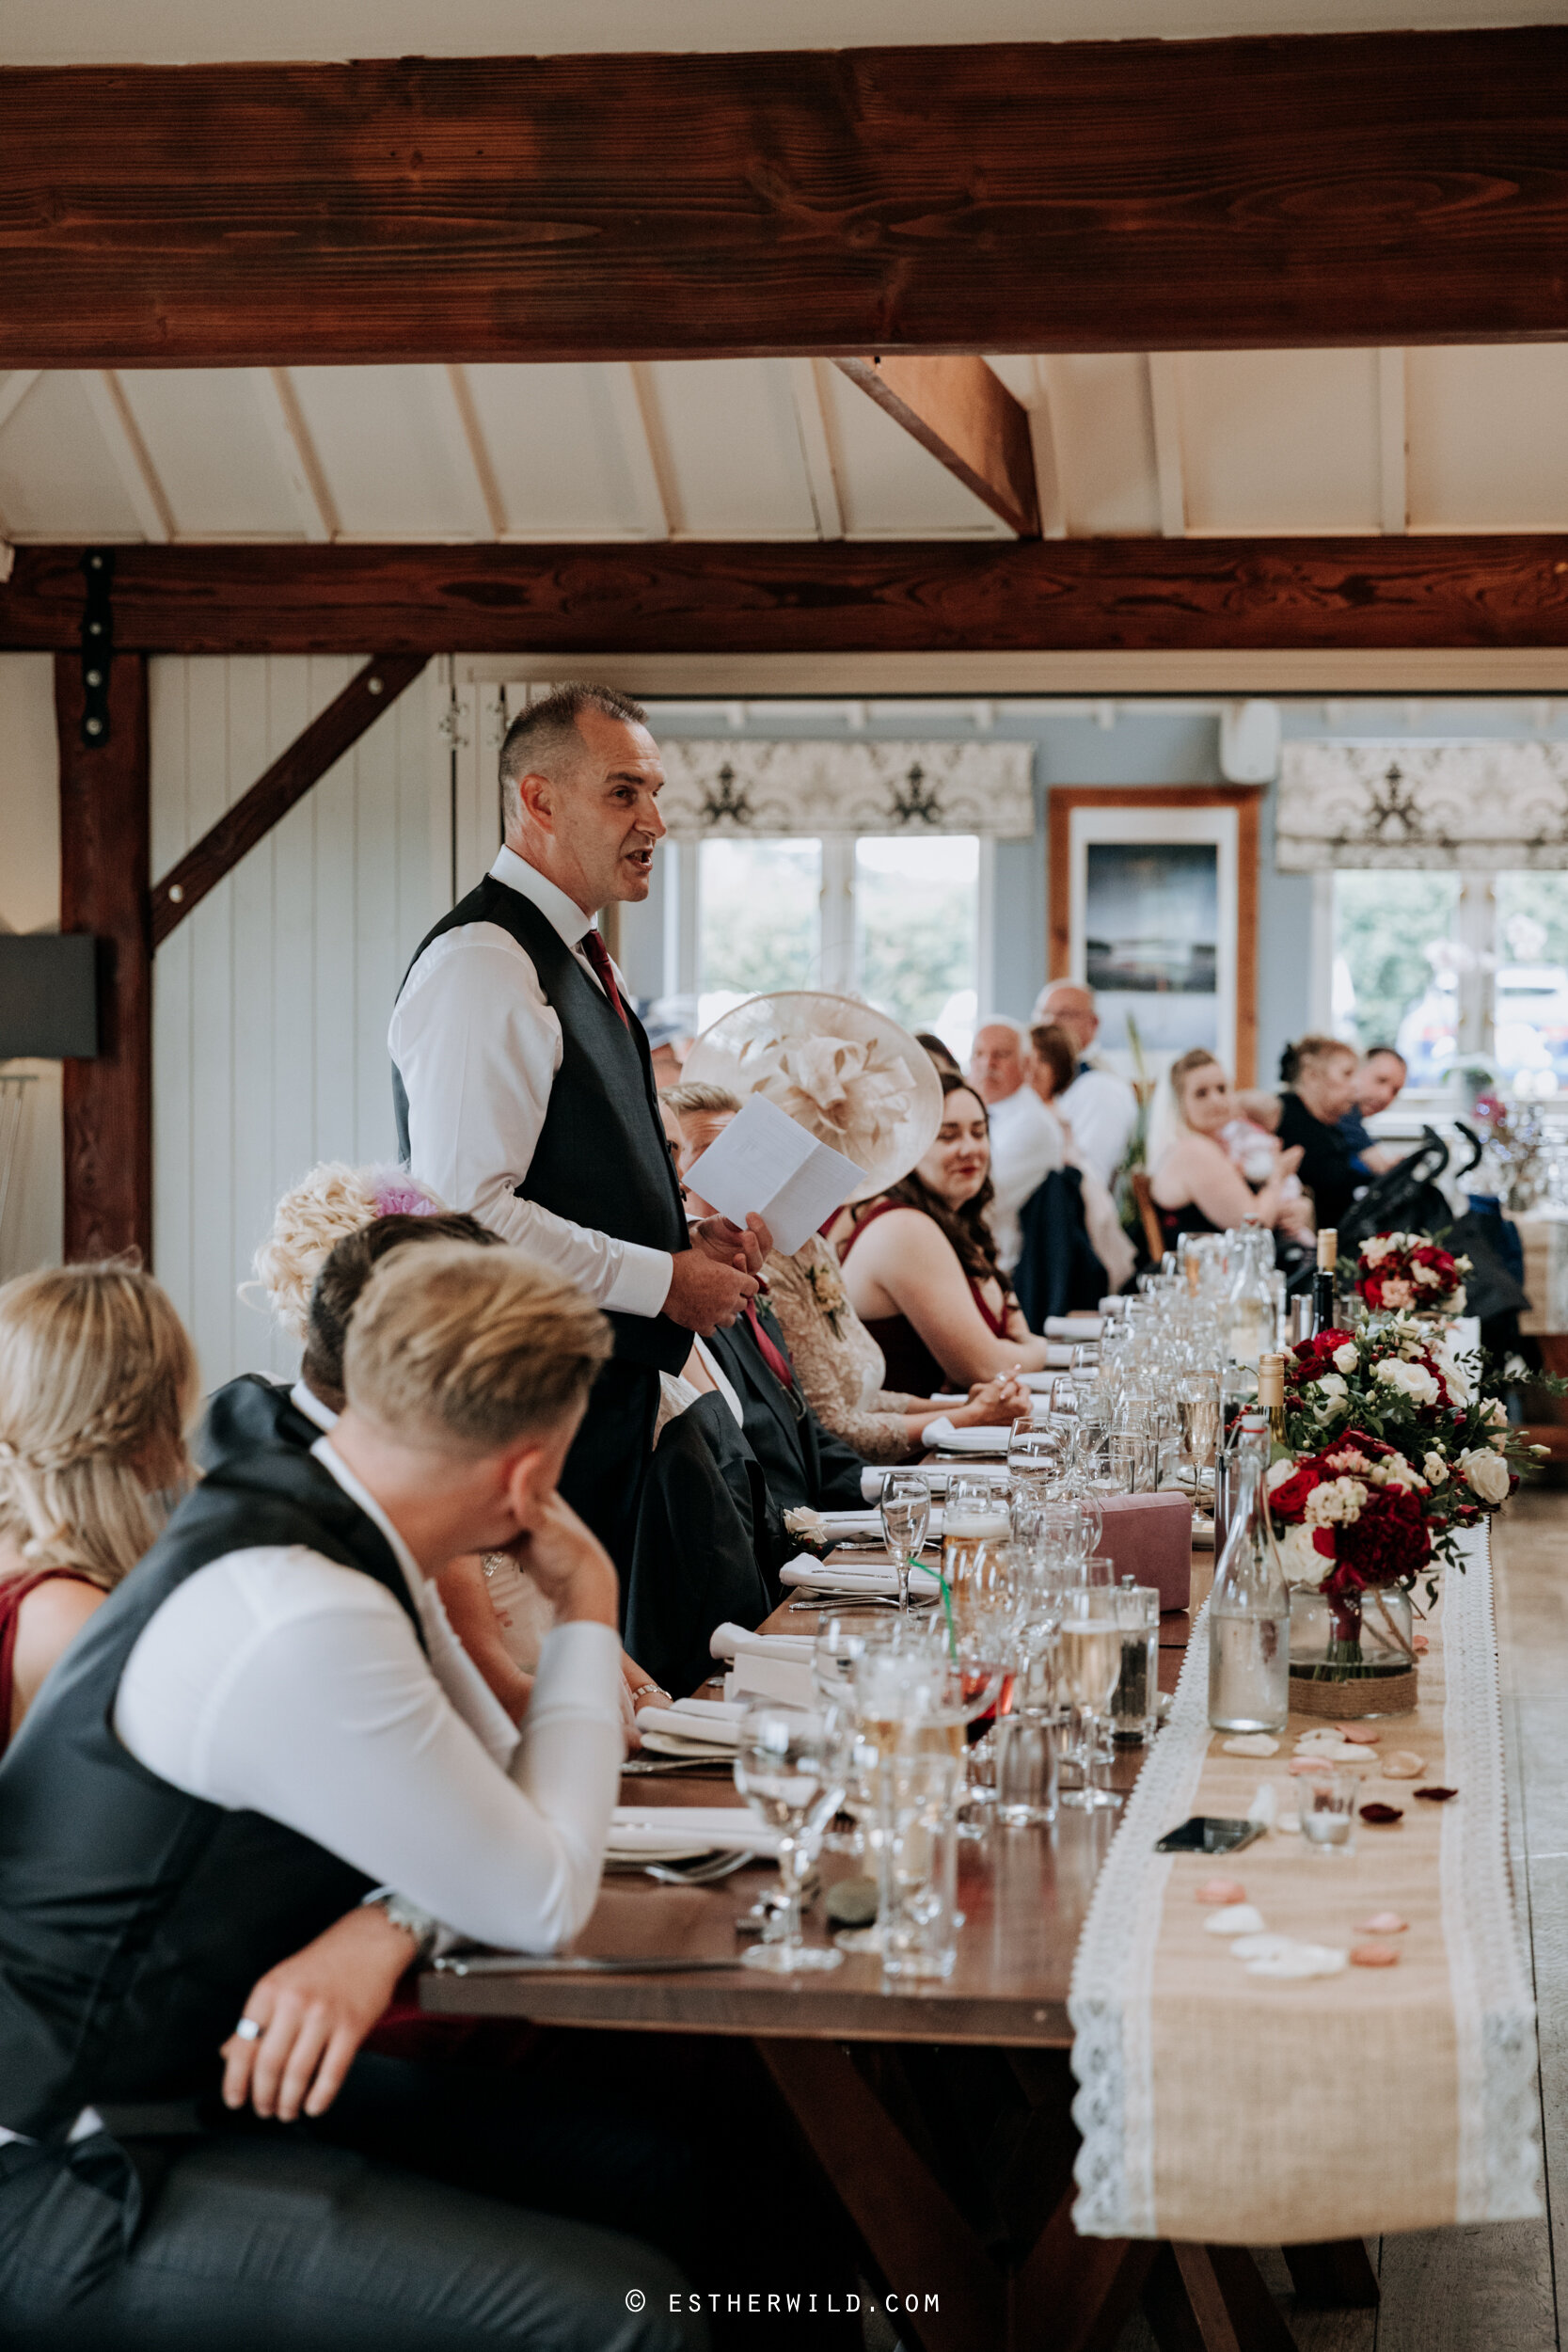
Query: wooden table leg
[
  {"left": 1281, "top": 2238, "right": 1380, "bottom": 2307},
  {"left": 1144, "top": 2243, "right": 1300, "bottom": 2352},
  {"left": 754, "top": 2038, "right": 1005, "bottom": 2352}
]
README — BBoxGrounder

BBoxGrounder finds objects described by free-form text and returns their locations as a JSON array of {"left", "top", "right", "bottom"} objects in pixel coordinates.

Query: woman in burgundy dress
[
  {"left": 832, "top": 1070, "right": 1052, "bottom": 1394},
  {"left": 0, "top": 1261, "right": 198, "bottom": 1756}
]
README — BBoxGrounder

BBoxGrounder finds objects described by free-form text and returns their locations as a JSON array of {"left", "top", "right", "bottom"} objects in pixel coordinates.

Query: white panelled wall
[{"left": 151, "top": 657, "right": 460, "bottom": 1387}]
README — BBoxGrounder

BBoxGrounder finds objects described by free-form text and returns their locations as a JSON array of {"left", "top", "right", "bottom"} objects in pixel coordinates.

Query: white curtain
[
  {"left": 657, "top": 739, "right": 1035, "bottom": 841},
  {"left": 1277, "top": 742, "right": 1568, "bottom": 871}
]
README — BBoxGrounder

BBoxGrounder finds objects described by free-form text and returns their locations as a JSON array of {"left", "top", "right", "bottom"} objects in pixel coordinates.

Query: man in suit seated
[{"left": 662, "top": 1084, "right": 868, "bottom": 1518}]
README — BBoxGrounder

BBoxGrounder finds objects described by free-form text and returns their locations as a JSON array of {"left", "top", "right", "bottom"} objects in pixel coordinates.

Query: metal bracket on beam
[{"left": 79, "top": 548, "right": 115, "bottom": 747}]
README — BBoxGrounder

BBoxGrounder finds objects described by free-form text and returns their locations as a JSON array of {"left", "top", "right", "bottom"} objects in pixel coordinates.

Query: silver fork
[{"left": 644, "top": 1850, "right": 754, "bottom": 1886}]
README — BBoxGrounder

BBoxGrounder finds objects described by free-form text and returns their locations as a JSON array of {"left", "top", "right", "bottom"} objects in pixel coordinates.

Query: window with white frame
[
  {"left": 687, "top": 834, "right": 987, "bottom": 1062},
  {"left": 1331, "top": 869, "right": 1568, "bottom": 1098}
]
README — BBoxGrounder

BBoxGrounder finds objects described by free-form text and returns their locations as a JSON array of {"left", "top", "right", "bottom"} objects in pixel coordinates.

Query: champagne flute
[
  {"left": 734, "top": 1704, "right": 847, "bottom": 1974},
  {"left": 879, "top": 1470, "right": 932, "bottom": 1613}
]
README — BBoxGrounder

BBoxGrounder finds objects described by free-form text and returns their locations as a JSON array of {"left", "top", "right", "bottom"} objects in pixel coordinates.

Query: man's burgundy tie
[
  {"left": 744, "top": 1300, "right": 797, "bottom": 1396},
  {"left": 581, "top": 929, "right": 629, "bottom": 1027}
]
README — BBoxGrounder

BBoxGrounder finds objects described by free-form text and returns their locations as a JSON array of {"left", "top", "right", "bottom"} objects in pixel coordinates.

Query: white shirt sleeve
[
  {"left": 983, "top": 1090, "right": 1063, "bottom": 1274},
  {"left": 112, "top": 1549, "right": 625, "bottom": 1953},
  {"left": 388, "top": 924, "right": 673, "bottom": 1319},
  {"left": 1058, "top": 1071, "right": 1140, "bottom": 1191}
]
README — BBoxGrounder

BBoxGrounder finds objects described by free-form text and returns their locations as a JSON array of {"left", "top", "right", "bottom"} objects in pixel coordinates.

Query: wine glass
[
  {"left": 1057, "top": 1588, "right": 1126, "bottom": 1811},
  {"left": 879, "top": 1470, "right": 932, "bottom": 1613},
  {"left": 733, "top": 1703, "right": 847, "bottom": 1974}
]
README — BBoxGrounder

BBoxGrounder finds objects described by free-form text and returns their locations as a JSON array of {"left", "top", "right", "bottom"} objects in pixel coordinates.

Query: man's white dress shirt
[
  {"left": 388, "top": 847, "right": 673, "bottom": 1319},
  {"left": 111, "top": 1438, "right": 625, "bottom": 1955},
  {"left": 1058, "top": 1063, "right": 1140, "bottom": 1191},
  {"left": 984, "top": 1083, "right": 1063, "bottom": 1273}
]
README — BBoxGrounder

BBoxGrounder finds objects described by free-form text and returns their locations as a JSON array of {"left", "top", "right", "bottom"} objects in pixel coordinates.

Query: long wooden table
[{"left": 423, "top": 1543, "right": 1375, "bottom": 2351}]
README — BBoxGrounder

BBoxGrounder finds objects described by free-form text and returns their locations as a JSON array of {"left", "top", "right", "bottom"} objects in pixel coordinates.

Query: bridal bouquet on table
[{"left": 1354, "top": 1231, "right": 1471, "bottom": 1322}]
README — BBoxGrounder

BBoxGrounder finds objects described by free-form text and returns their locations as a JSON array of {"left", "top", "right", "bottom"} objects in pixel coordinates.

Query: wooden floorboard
[{"left": 1108, "top": 1489, "right": 1568, "bottom": 2352}]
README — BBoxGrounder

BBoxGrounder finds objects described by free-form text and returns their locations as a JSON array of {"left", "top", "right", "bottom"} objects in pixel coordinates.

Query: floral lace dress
[{"left": 764, "top": 1234, "right": 923, "bottom": 1466}]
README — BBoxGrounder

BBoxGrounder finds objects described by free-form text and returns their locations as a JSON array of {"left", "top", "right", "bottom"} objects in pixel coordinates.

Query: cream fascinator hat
[{"left": 681, "top": 992, "right": 943, "bottom": 1194}]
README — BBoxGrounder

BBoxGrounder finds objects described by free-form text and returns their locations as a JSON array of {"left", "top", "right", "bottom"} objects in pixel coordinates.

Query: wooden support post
[{"left": 55, "top": 650, "right": 151, "bottom": 1265}]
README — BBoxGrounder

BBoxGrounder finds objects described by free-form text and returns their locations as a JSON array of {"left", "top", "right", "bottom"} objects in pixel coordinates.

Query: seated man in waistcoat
[
  {"left": 390, "top": 683, "right": 770, "bottom": 1574},
  {"left": 0, "top": 1243, "right": 700, "bottom": 2352}
]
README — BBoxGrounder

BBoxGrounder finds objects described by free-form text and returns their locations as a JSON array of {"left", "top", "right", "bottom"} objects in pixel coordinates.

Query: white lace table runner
[{"left": 1068, "top": 1526, "right": 1541, "bottom": 2242}]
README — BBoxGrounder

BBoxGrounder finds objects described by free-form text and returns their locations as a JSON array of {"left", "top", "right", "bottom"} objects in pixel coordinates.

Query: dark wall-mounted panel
[{"left": 0, "top": 933, "right": 99, "bottom": 1059}]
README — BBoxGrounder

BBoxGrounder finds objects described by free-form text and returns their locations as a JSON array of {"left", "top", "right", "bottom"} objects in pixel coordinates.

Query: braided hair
[{"left": 0, "top": 1263, "right": 198, "bottom": 1587}]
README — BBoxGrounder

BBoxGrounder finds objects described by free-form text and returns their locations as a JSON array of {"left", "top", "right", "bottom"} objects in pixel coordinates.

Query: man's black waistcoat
[
  {"left": 393, "top": 876, "right": 689, "bottom": 1375},
  {"left": 0, "top": 1449, "right": 423, "bottom": 2140}
]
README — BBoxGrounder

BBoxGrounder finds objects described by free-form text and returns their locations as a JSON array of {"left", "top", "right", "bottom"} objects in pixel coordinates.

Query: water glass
[
  {"left": 1299, "top": 1770, "right": 1359, "bottom": 1856},
  {"left": 1057, "top": 1587, "right": 1126, "bottom": 1811},
  {"left": 1110, "top": 1581, "right": 1162, "bottom": 1746},
  {"left": 879, "top": 1747, "right": 964, "bottom": 1982},
  {"left": 879, "top": 1470, "right": 932, "bottom": 1613},
  {"left": 734, "top": 1703, "right": 847, "bottom": 1973},
  {"left": 942, "top": 1474, "right": 1010, "bottom": 1588},
  {"left": 1106, "top": 1430, "right": 1155, "bottom": 1494}
]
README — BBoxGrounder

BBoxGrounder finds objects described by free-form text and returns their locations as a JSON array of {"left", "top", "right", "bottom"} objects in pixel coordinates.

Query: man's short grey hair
[
  {"left": 973, "top": 1016, "right": 1027, "bottom": 1041},
  {"left": 498, "top": 684, "right": 649, "bottom": 833}
]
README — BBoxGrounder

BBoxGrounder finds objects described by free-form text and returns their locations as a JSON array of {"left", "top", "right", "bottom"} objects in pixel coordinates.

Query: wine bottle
[
  {"left": 1313, "top": 1227, "right": 1338, "bottom": 1337},
  {"left": 1258, "top": 1351, "right": 1288, "bottom": 1447}
]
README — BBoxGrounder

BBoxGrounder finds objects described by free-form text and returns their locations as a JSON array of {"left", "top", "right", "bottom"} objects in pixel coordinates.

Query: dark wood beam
[
  {"left": 56, "top": 651, "right": 151, "bottom": 1266},
  {"left": 834, "top": 358, "right": 1039, "bottom": 537},
  {"left": 150, "top": 655, "right": 428, "bottom": 947},
  {"left": 7, "top": 539, "right": 1568, "bottom": 660},
  {"left": 7, "top": 31, "right": 1568, "bottom": 364}
]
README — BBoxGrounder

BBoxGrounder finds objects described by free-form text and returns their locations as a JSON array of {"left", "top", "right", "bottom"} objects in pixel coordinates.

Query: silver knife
[{"left": 433, "top": 1953, "right": 748, "bottom": 1977}]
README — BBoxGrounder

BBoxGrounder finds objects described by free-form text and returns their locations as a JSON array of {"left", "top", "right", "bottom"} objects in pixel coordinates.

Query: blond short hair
[
  {"left": 0, "top": 1263, "right": 198, "bottom": 1587},
  {"left": 659, "top": 1080, "right": 740, "bottom": 1120},
  {"left": 343, "top": 1243, "right": 612, "bottom": 1453}
]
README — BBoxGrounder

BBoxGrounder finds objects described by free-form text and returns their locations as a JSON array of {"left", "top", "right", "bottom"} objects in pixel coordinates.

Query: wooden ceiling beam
[
  {"left": 5, "top": 538, "right": 1568, "bottom": 658},
  {"left": 8, "top": 31, "right": 1568, "bottom": 364},
  {"left": 833, "top": 357, "right": 1039, "bottom": 537}
]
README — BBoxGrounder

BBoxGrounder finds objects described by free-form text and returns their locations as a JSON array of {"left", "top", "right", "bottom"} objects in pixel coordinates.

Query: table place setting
[{"left": 633, "top": 1696, "right": 746, "bottom": 1758}]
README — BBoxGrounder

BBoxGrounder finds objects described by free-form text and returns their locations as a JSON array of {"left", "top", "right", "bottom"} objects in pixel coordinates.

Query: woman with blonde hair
[
  {"left": 0, "top": 1262, "right": 198, "bottom": 1752},
  {"left": 1148, "top": 1048, "right": 1308, "bottom": 1252}
]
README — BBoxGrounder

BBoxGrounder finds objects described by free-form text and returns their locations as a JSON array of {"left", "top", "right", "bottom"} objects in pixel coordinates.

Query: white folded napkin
[
  {"left": 609, "top": 1804, "right": 780, "bottom": 1858},
  {"left": 780, "top": 1555, "right": 942, "bottom": 1601},
  {"left": 709, "top": 1622, "right": 816, "bottom": 1664},
  {"left": 859, "top": 1463, "right": 1005, "bottom": 1502},
  {"left": 921, "top": 1417, "right": 1012, "bottom": 1453},
  {"left": 635, "top": 1699, "right": 745, "bottom": 1747},
  {"left": 725, "top": 1655, "right": 816, "bottom": 1707},
  {"left": 1046, "top": 1315, "right": 1103, "bottom": 1341}
]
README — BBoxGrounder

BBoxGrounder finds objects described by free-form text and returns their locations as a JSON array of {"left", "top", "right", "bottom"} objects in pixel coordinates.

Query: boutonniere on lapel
[{"left": 801, "top": 1257, "right": 847, "bottom": 1340}]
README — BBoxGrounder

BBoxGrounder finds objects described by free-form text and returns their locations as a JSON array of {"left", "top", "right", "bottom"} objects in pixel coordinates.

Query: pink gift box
[{"left": 1096, "top": 1491, "right": 1193, "bottom": 1613}]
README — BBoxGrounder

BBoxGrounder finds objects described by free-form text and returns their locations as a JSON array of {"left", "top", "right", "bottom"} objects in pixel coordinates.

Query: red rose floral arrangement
[{"left": 1354, "top": 1231, "right": 1470, "bottom": 1319}]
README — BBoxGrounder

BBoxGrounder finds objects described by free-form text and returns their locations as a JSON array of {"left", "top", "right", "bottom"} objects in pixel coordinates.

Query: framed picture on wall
[{"left": 1047, "top": 787, "right": 1261, "bottom": 1088}]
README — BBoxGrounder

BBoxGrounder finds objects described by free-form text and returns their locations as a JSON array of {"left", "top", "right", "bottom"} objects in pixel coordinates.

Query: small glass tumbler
[
  {"left": 993, "top": 1711, "right": 1057, "bottom": 1827},
  {"left": 1299, "top": 1770, "right": 1359, "bottom": 1856}
]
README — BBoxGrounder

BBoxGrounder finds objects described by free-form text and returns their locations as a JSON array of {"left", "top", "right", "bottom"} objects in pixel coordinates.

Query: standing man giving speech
[{"left": 391, "top": 685, "right": 768, "bottom": 1566}]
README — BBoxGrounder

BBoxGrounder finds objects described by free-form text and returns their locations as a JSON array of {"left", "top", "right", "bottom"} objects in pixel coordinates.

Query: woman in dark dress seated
[
  {"left": 832, "top": 1073, "right": 1052, "bottom": 1392},
  {"left": 1275, "top": 1033, "right": 1366, "bottom": 1232},
  {"left": 1149, "top": 1048, "right": 1309, "bottom": 1252}
]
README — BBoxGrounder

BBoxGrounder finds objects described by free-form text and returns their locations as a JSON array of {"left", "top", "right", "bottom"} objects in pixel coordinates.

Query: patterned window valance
[
  {"left": 657, "top": 739, "right": 1035, "bottom": 840},
  {"left": 1277, "top": 742, "right": 1568, "bottom": 871}
]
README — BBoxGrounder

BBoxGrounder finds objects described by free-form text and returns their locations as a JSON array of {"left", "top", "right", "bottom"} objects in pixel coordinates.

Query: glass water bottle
[
  {"left": 1224, "top": 1219, "right": 1275, "bottom": 1368},
  {"left": 1207, "top": 1411, "right": 1291, "bottom": 1735}
]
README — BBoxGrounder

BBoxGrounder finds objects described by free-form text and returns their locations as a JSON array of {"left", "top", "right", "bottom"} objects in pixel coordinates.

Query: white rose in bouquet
[
  {"left": 1375, "top": 1359, "right": 1440, "bottom": 1406},
  {"left": 1277, "top": 1522, "right": 1330, "bottom": 1587},
  {"left": 1423, "top": 1451, "right": 1450, "bottom": 1486},
  {"left": 1458, "top": 1448, "right": 1512, "bottom": 1506},
  {"left": 1313, "top": 1372, "right": 1349, "bottom": 1407},
  {"left": 1333, "top": 1342, "right": 1359, "bottom": 1374}
]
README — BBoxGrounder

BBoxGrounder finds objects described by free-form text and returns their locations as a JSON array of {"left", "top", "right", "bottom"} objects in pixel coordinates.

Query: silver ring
[{"left": 234, "top": 2016, "right": 263, "bottom": 2042}]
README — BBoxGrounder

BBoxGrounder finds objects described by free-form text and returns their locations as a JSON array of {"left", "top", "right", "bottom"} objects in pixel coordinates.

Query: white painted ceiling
[
  {"left": 4, "top": 347, "right": 1567, "bottom": 548},
  {"left": 4, "top": 1, "right": 1559, "bottom": 62}
]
